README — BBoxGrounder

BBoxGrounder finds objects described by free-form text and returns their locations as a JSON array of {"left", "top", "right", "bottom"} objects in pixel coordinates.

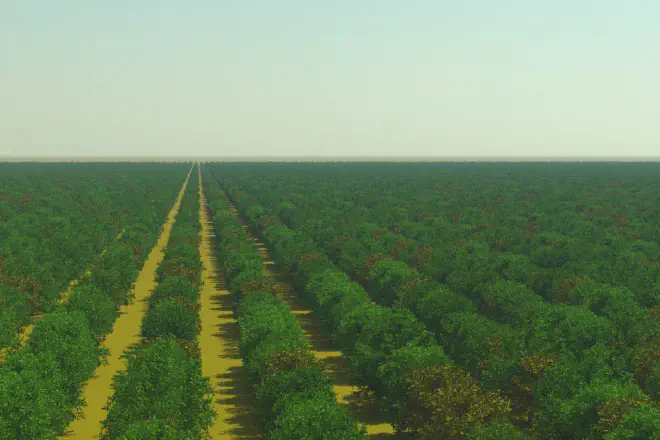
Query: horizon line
[{"left": 3, "top": 155, "right": 660, "bottom": 163}]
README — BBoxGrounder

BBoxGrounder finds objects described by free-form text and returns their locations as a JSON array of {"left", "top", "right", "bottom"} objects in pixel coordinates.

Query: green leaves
[
  {"left": 367, "top": 260, "right": 421, "bottom": 307},
  {"left": 102, "top": 338, "right": 214, "bottom": 440},
  {"left": 604, "top": 404, "right": 660, "bottom": 440},
  {"left": 142, "top": 299, "right": 200, "bottom": 342},
  {"left": 0, "top": 286, "right": 30, "bottom": 348},
  {"left": 103, "top": 170, "right": 214, "bottom": 439},
  {"left": 467, "top": 419, "right": 526, "bottom": 440},
  {"left": 206, "top": 181, "right": 367, "bottom": 440},
  {"left": 117, "top": 420, "right": 189, "bottom": 440},
  {"left": 256, "top": 368, "right": 334, "bottom": 428},
  {"left": 89, "top": 244, "right": 139, "bottom": 306},
  {"left": 0, "top": 353, "right": 69, "bottom": 440},
  {"left": 0, "top": 165, "right": 190, "bottom": 438},
  {"left": 534, "top": 380, "right": 649, "bottom": 439},
  {"left": 267, "top": 394, "right": 368, "bottom": 440},
  {"left": 27, "top": 310, "right": 100, "bottom": 403},
  {"left": 149, "top": 276, "right": 199, "bottom": 304},
  {"left": 66, "top": 285, "right": 116, "bottom": 341},
  {"left": 219, "top": 174, "right": 519, "bottom": 437},
  {"left": 377, "top": 343, "right": 451, "bottom": 415},
  {"left": 0, "top": 163, "right": 187, "bottom": 317},
  {"left": 208, "top": 162, "right": 660, "bottom": 438}
]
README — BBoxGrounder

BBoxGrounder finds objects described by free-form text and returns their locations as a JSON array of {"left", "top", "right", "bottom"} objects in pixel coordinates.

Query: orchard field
[{"left": 2, "top": 161, "right": 660, "bottom": 439}]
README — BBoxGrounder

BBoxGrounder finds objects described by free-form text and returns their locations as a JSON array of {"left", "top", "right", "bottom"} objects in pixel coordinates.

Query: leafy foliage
[
  {"left": 0, "top": 163, "right": 186, "bottom": 330},
  {"left": 0, "top": 164, "right": 189, "bottom": 439},
  {"left": 208, "top": 162, "right": 660, "bottom": 438},
  {"left": 141, "top": 298, "right": 200, "bottom": 341},
  {"left": 399, "top": 365, "right": 512, "bottom": 439},
  {"left": 467, "top": 419, "right": 527, "bottom": 440},
  {"left": 65, "top": 285, "right": 116, "bottom": 341},
  {"left": 103, "top": 166, "right": 215, "bottom": 439},
  {"left": 205, "top": 175, "right": 366, "bottom": 439},
  {"left": 102, "top": 338, "right": 213, "bottom": 440}
]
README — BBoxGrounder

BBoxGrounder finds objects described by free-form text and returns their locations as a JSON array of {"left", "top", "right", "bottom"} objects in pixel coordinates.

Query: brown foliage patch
[
  {"left": 555, "top": 275, "right": 589, "bottom": 302},
  {"left": 332, "top": 234, "right": 352, "bottom": 246},
  {"left": 261, "top": 217, "right": 281, "bottom": 229},
  {"left": 399, "top": 365, "right": 511, "bottom": 439},
  {"left": 648, "top": 308, "right": 660, "bottom": 323},
  {"left": 263, "top": 349, "right": 324, "bottom": 377},
  {"left": 296, "top": 252, "right": 326, "bottom": 266},
  {"left": 362, "top": 253, "right": 392, "bottom": 278},
  {"left": 634, "top": 338, "right": 660, "bottom": 388},
  {"left": 238, "top": 279, "right": 282, "bottom": 296},
  {"left": 593, "top": 397, "right": 651, "bottom": 438},
  {"left": 392, "top": 238, "right": 414, "bottom": 259},
  {"left": 411, "top": 246, "right": 432, "bottom": 268},
  {"left": 520, "top": 355, "right": 556, "bottom": 379}
]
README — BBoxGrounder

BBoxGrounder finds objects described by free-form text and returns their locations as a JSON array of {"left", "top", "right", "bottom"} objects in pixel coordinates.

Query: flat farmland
[{"left": 2, "top": 161, "right": 660, "bottom": 439}]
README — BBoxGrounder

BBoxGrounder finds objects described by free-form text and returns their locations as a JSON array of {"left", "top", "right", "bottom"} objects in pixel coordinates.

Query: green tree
[
  {"left": 141, "top": 299, "right": 199, "bottom": 341},
  {"left": 399, "top": 364, "right": 511, "bottom": 439},
  {"left": 604, "top": 404, "right": 660, "bottom": 440},
  {"left": 27, "top": 309, "right": 100, "bottom": 403},
  {"left": 102, "top": 338, "right": 214, "bottom": 440},
  {"left": 0, "top": 353, "right": 69, "bottom": 440},
  {"left": 467, "top": 419, "right": 527, "bottom": 440},
  {"left": 66, "top": 285, "right": 116, "bottom": 341}
]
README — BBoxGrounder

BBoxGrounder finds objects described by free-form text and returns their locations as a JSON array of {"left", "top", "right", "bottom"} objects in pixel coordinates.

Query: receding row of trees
[
  {"left": 101, "top": 165, "right": 215, "bottom": 439},
  {"left": 208, "top": 162, "right": 660, "bottom": 439},
  {"left": 204, "top": 171, "right": 368, "bottom": 439},
  {"left": 0, "top": 163, "right": 189, "bottom": 350},
  {"left": 0, "top": 165, "right": 187, "bottom": 439},
  {"left": 210, "top": 172, "right": 525, "bottom": 439}
]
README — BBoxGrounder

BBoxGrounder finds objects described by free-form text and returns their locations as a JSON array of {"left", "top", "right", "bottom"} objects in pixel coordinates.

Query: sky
[{"left": 1, "top": 1, "right": 659, "bottom": 158}]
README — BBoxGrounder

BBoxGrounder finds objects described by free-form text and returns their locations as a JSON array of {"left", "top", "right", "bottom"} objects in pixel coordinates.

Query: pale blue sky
[{"left": 1, "top": 1, "right": 659, "bottom": 157}]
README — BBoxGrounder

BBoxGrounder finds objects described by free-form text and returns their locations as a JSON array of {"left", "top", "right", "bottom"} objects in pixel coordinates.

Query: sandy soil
[
  {"left": 228, "top": 204, "right": 396, "bottom": 438},
  {"left": 58, "top": 166, "right": 194, "bottom": 439},
  {"left": 198, "top": 168, "right": 261, "bottom": 439}
]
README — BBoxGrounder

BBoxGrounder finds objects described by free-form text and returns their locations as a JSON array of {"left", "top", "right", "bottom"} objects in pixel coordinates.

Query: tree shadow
[
  {"left": 231, "top": 209, "right": 398, "bottom": 439},
  {"left": 200, "top": 200, "right": 261, "bottom": 439},
  {"left": 213, "top": 365, "right": 261, "bottom": 439}
]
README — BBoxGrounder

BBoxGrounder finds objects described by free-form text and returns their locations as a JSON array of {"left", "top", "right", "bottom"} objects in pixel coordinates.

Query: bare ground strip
[
  {"left": 228, "top": 203, "right": 396, "bottom": 438},
  {"left": 58, "top": 167, "right": 194, "bottom": 439}
]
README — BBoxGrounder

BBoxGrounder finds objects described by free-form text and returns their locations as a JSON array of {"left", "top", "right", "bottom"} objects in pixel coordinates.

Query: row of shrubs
[
  {"left": 274, "top": 199, "right": 660, "bottom": 438},
  {"left": 203, "top": 174, "right": 368, "bottom": 439},
  {"left": 227, "top": 208, "right": 522, "bottom": 439},
  {"left": 216, "top": 172, "right": 660, "bottom": 439},
  {"left": 0, "top": 167, "right": 189, "bottom": 440},
  {"left": 210, "top": 175, "right": 533, "bottom": 439},
  {"left": 330, "top": 238, "right": 660, "bottom": 439},
  {"left": 0, "top": 164, "right": 190, "bottom": 350},
  {"left": 219, "top": 179, "right": 655, "bottom": 438},
  {"left": 101, "top": 166, "right": 215, "bottom": 439}
]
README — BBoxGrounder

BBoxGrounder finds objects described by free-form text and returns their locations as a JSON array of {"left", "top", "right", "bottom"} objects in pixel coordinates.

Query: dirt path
[
  {"left": 228, "top": 204, "right": 396, "bottom": 438},
  {"left": 198, "top": 168, "right": 260, "bottom": 439},
  {"left": 59, "top": 166, "right": 194, "bottom": 439}
]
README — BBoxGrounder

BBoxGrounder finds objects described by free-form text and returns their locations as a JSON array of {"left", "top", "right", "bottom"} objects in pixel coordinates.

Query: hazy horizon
[
  {"left": 5, "top": 155, "right": 660, "bottom": 163},
  {"left": 2, "top": 2, "right": 659, "bottom": 157}
]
